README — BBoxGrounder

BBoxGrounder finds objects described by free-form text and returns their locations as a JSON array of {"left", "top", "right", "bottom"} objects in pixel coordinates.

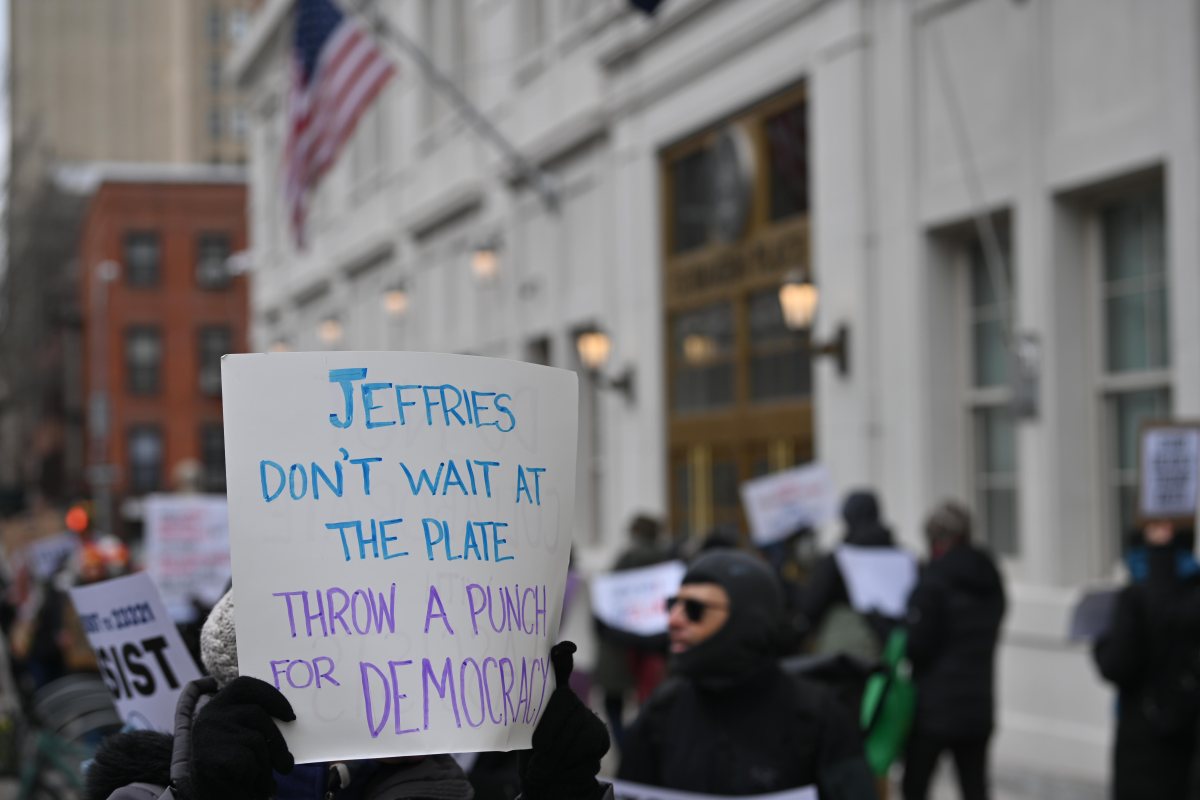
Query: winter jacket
[
  {"left": 906, "top": 543, "right": 1006, "bottom": 740},
  {"left": 618, "top": 665, "right": 875, "bottom": 799},
  {"left": 798, "top": 521, "right": 902, "bottom": 644},
  {"left": 1094, "top": 543, "right": 1200, "bottom": 800}
]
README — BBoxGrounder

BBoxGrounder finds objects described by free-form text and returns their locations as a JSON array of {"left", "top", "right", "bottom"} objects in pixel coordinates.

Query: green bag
[{"left": 859, "top": 628, "right": 916, "bottom": 776}]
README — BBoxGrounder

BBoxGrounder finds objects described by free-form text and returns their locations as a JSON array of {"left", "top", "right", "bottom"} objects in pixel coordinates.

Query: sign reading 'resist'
[{"left": 220, "top": 352, "right": 579, "bottom": 763}]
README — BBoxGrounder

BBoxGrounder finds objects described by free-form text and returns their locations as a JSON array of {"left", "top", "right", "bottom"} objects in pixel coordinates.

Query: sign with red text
[
  {"left": 221, "top": 352, "right": 578, "bottom": 763},
  {"left": 68, "top": 572, "right": 202, "bottom": 731},
  {"left": 741, "top": 463, "right": 835, "bottom": 546},
  {"left": 143, "top": 494, "right": 231, "bottom": 623},
  {"left": 591, "top": 561, "right": 686, "bottom": 636}
]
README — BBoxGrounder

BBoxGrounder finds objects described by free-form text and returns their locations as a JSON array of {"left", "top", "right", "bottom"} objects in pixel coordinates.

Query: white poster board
[
  {"left": 608, "top": 779, "right": 817, "bottom": 800},
  {"left": 591, "top": 561, "right": 686, "bottom": 636},
  {"left": 834, "top": 545, "right": 917, "bottom": 619},
  {"left": 26, "top": 531, "right": 79, "bottom": 579},
  {"left": 221, "top": 352, "right": 578, "bottom": 763},
  {"left": 143, "top": 494, "right": 231, "bottom": 622},
  {"left": 67, "top": 572, "right": 202, "bottom": 731},
  {"left": 1139, "top": 423, "right": 1200, "bottom": 522},
  {"left": 741, "top": 464, "right": 836, "bottom": 546}
]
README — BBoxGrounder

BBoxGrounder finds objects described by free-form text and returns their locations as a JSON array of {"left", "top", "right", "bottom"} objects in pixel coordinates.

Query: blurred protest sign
[
  {"left": 221, "top": 352, "right": 578, "bottom": 762},
  {"left": 68, "top": 572, "right": 202, "bottom": 731},
  {"left": 1139, "top": 421, "right": 1200, "bottom": 523},
  {"left": 835, "top": 545, "right": 917, "bottom": 618},
  {"left": 609, "top": 779, "right": 816, "bottom": 799},
  {"left": 591, "top": 561, "right": 686, "bottom": 636},
  {"left": 143, "top": 493, "right": 231, "bottom": 623},
  {"left": 741, "top": 463, "right": 835, "bottom": 546},
  {"left": 26, "top": 532, "right": 79, "bottom": 579}
]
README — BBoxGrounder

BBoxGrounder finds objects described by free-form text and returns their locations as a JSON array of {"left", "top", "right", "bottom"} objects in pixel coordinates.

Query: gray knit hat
[{"left": 200, "top": 589, "right": 239, "bottom": 688}]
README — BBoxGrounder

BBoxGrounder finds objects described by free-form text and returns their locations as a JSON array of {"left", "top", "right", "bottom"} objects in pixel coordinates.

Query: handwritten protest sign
[
  {"left": 591, "top": 561, "right": 685, "bottom": 636},
  {"left": 67, "top": 572, "right": 202, "bottom": 731},
  {"left": 1139, "top": 422, "right": 1200, "bottom": 523},
  {"left": 26, "top": 531, "right": 79, "bottom": 579},
  {"left": 608, "top": 779, "right": 816, "bottom": 800},
  {"left": 143, "top": 494, "right": 231, "bottom": 623},
  {"left": 741, "top": 463, "right": 835, "bottom": 546},
  {"left": 221, "top": 352, "right": 578, "bottom": 763}
]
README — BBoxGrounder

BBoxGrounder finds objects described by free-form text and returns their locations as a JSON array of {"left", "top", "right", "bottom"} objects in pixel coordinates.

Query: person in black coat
[
  {"left": 618, "top": 550, "right": 876, "bottom": 799},
  {"left": 1093, "top": 521, "right": 1200, "bottom": 800},
  {"left": 902, "top": 502, "right": 1006, "bottom": 800}
]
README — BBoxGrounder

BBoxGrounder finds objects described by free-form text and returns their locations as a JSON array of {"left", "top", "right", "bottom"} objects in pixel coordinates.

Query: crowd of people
[{"left": 2, "top": 488, "right": 1199, "bottom": 799}]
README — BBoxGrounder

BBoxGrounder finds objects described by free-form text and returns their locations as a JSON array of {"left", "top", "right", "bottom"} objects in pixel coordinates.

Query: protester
[
  {"left": 798, "top": 490, "right": 910, "bottom": 665},
  {"left": 618, "top": 549, "right": 876, "bottom": 798},
  {"left": 592, "top": 514, "right": 670, "bottom": 751},
  {"left": 902, "top": 502, "right": 1006, "bottom": 800},
  {"left": 1093, "top": 521, "right": 1200, "bottom": 800},
  {"left": 85, "top": 589, "right": 613, "bottom": 800}
]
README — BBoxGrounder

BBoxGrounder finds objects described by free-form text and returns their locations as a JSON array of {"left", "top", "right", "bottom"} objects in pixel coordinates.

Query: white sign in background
[
  {"left": 591, "top": 561, "right": 686, "bottom": 636},
  {"left": 67, "top": 572, "right": 202, "bottom": 731},
  {"left": 608, "top": 779, "right": 817, "bottom": 800},
  {"left": 741, "top": 463, "right": 836, "bottom": 546},
  {"left": 1140, "top": 426, "right": 1200, "bottom": 520},
  {"left": 221, "top": 352, "right": 579, "bottom": 763},
  {"left": 143, "top": 494, "right": 232, "bottom": 623}
]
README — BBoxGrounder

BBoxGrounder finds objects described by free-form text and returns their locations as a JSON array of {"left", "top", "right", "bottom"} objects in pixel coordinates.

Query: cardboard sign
[
  {"left": 221, "top": 352, "right": 578, "bottom": 763},
  {"left": 143, "top": 494, "right": 232, "bottom": 623},
  {"left": 591, "top": 561, "right": 686, "bottom": 636},
  {"left": 608, "top": 780, "right": 817, "bottom": 800},
  {"left": 741, "top": 464, "right": 836, "bottom": 546},
  {"left": 1139, "top": 422, "right": 1200, "bottom": 523},
  {"left": 68, "top": 572, "right": 202, "bottom": 731}
]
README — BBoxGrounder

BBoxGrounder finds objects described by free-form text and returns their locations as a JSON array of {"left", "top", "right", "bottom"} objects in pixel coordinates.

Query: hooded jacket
[
  {"left": 618, "top": 551, "right": 875, "bottom": 799},
  {"left": 906, "top": 542, "right": 1006, "bottom": 740}
]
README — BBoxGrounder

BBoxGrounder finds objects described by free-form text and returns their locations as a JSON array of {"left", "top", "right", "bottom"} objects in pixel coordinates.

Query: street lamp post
[{"left": 89, "top": 260, "right": 120, "bottom": 536}]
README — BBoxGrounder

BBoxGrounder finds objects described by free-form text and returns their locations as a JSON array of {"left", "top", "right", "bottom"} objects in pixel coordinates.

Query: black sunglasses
[{"left": 665, "top": 595, "right": 729, "bottom": 623}]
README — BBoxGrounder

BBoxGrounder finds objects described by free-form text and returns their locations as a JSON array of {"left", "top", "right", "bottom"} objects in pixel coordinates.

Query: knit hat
[{"left": 200, "top": 589, "right": 239, "bottom": 688}]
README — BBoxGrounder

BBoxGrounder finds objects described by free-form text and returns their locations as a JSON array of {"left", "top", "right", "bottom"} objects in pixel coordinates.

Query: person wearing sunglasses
[{"left": 618, "top": 549, "right": 876, "bottom": 799}]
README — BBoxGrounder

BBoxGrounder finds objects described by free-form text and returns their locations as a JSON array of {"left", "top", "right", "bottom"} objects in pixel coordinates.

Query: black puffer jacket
[
  {"left": 906, "top": 543, "right": 1006, "bottom": 740},
  {"left": 1093, "top": 543, "right": 1200, "bottom": 800}
]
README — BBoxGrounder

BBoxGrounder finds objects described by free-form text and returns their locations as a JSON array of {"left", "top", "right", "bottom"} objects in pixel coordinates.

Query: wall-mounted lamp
[
  {"left": 574, "top": 325, "right": 635, "bottom": 402},
  {"left": 778, "top": 271, "right": 850, "bottom": 377},
  {"left": 383, "top": 285, "right": 409, "bottom": 318},
  {"left": 317, "top": 316, "right": 344, "bottom": 346},
  {"left": 471, "top": 238, "right": 501, "bottom": 282}
]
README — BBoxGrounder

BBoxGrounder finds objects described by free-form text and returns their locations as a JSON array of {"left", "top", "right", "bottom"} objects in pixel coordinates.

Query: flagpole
[{"left": 353, "top": 1, "right": 560, "bottom": 212}]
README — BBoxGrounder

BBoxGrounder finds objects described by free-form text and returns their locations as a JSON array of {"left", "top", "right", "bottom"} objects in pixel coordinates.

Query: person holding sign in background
[
  {"left": 1093, "top": 521, "right": 1200, "bottom": 800},
  {"left": 617, "top": 549, "right": 876, "bottom": 798},
  {"left": 86, "top": 588, "right": 615, "bottom": 800}
]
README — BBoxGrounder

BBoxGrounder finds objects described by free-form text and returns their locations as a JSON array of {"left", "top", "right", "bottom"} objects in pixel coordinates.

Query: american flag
[{"left": 285, "top": 0, "right": 396, "bottom": 247}]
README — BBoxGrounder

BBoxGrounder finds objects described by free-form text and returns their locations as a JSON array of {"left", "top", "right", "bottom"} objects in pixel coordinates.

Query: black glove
[
  {"left": 519, "top": 641, "right": 610, "bottom": 800},
  {"left": 181, "top": 677, "right": 296, "bottom": 800}
]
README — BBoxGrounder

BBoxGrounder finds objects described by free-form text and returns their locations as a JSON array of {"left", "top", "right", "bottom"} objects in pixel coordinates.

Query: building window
[
  {"left": 965, "top": 232, "right": 1018, "bottom": 556},
  {"left": 200, "top": 423, "right": 226, "bottom": 491},
  {"left": 228, "top": 9, "right": 250, "bottom": 42},
  {"left": 198, "top": 326, "right": 232, "bottom": 396},
  {"left": 209, "top": 59, "right": 223, "bottom": 91},
  {"left": 207, "top": 7, "right": 222, "bottom": 42},
  {"left": 125, "top": 326, "right": 162, "bottom": 395},
  {"left": 127, "top": 425, "right": 163, "bottom": 494},
  {"left": 124, "top": 232, "right": 161, "bottom": 287},
  {"left": 671, "top": 303, "right": 735, "bottom": 412},
  {"left": 1100, "top": 188, "right": 1170, "bottom": 551},
  {"left": 765, "top": 100, "right": 809, "bottom": 221},
  {"left": 209, "top": 109, "right": 223, "bottom": 139},
  {"left": 230, "top": 108, "right": 247, "bottom": 141},
  {"left": 670, "top": 148, "right": 711, "bottom": 254},
  {"left": 196, "top": 232, "right": 232, "bottom": 289},
  {"left": 748, "top": 289, "right": 810, "bottom": 401}
]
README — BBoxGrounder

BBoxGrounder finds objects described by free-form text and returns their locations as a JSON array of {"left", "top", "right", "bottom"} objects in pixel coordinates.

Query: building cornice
[{"left": 53, "top": 162, "right": 246, "bottom": 195}]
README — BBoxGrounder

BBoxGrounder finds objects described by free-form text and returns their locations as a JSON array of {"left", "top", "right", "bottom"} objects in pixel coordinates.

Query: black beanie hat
[
  {"left": 671, "top": 550, "right": 785, "bottom": 688},
  {"left": 842, "top": 490, "right": 881, "bottom": 528}
]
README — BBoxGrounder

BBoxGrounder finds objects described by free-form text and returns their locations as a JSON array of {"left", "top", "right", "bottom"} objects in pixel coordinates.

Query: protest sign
[
  {"left": 221, "top": 352, "right": 578, "bottom": 763},
  {"left": 143, "top": 493, "right": 232, "bottom": 622},
  {"left": 608, "top": 779, "right": 816, "bottom": 800},
  {"left": 741, "top": 463, "right": 835, "bottom": 546},
  {"left": 26, "top": 532, "right": 79, "bottom": 579},
  {"left": 67, "top": 572, "right": 202, "bottom": 731},
  {"left": 834, "top": 545, "right": 917, "bottom": 618},
  {"left": 1139, "top": 421, "right": 1200, "bottom": 523},
  {"left": 591, "top": 561, "right": 686, "bottom": 636}
]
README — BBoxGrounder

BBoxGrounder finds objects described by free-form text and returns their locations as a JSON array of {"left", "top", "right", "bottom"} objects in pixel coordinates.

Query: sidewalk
[{"left": 914, "top": 763, "right": 1105, "bottom": 800}]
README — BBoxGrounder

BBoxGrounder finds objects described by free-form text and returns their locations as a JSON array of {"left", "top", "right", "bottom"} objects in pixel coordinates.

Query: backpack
[
  {"left": 859, "top": 628, "right": 916, "bottom": 776},
  {"left": 812, "top": 603, "right": 883, "bottom": 664}
]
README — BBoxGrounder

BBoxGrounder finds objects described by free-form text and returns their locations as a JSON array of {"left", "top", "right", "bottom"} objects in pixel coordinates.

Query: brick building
[{"left": 78, "top": 166, "right": 247, "bottom": 531}]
